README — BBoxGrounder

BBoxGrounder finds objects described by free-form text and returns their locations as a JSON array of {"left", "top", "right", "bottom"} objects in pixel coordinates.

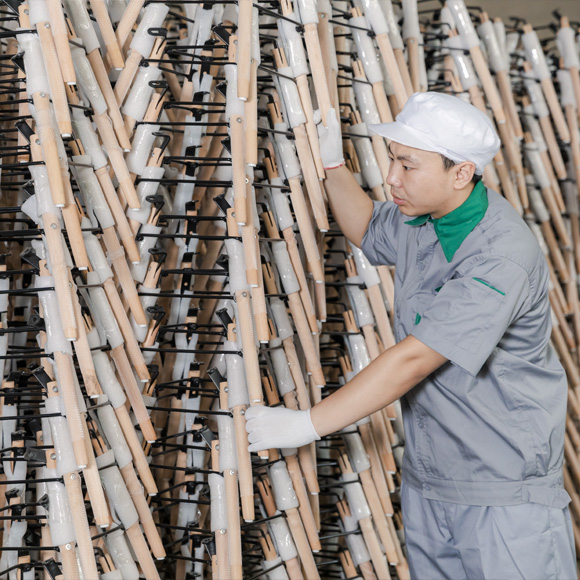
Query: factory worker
[{"left": 246, "top": 92, "right": 576, "bottom": 579}]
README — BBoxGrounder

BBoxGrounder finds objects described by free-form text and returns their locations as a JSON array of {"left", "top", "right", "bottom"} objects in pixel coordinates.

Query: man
[{"left": 246, "top": 92, "right": 577, "bottom": 579}]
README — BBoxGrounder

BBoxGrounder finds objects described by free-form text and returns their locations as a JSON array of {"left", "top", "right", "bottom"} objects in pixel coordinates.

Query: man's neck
[{"left": 430, "top": 184, "right": 476, "bottom": 219}]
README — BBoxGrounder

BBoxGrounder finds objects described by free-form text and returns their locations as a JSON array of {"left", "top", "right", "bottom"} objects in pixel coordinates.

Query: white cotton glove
[
  {"left": 315, "top": 108, "right": 345, "bottom": 170},
  {"left": 245, "top": 405, "right": 321, "bottom": 452}
]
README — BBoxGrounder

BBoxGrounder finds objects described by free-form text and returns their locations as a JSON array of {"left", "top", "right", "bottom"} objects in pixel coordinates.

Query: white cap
[{"left": 369, "top": 92, "right": 500, "bottom": 175}]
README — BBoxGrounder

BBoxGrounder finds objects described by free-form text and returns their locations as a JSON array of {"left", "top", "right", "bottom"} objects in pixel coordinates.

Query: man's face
[{"left": 386, "top": 142, "right": 458, "bottom": 219}]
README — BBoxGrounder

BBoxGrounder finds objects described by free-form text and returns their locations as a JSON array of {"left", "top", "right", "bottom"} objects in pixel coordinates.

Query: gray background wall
[{"left": 466, "top": 0, "right": 580, "bottom": 27}]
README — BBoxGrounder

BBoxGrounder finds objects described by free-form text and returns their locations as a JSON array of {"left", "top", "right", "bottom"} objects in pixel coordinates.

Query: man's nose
[{"left": 386, "top": 163, "right": 402, "bottom": 188}]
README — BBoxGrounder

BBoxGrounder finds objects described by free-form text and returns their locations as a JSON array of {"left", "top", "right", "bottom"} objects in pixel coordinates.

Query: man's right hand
[{"left": 316, "top": 108, "right": 345, "bottom": 170}]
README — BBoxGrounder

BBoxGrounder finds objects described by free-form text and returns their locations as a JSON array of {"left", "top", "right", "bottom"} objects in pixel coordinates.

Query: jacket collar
[{"left": 404, "top": 181, "right": 488, "bottom": 262}]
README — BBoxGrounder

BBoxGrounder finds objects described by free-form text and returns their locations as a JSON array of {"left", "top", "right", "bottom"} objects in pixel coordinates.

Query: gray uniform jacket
[{"left": 360, "top": 184, "right": 570, "bottom": 509}]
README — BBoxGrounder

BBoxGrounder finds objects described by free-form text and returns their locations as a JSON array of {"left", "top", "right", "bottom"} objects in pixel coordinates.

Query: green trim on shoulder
[
  {"left": 473, "top": 277, "right": 505, "bottom": 296},
  {"left": 404, "top": 181, "right": 489, "bottom": 262},
  {"left": 415, "top": 313, "right": 422, "bottom": 325}
]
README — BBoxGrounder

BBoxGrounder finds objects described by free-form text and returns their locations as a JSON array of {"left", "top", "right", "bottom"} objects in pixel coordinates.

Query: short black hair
[{"left": 440, "top": 154, "right": 482, "bottom": 185}]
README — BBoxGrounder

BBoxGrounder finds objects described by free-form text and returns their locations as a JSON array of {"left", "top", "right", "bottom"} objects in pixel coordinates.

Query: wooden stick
[
  {"left": 88, "top": 0, "right": 124, "bottom": 69},
  {"left": 36, "top": 21, "right": 72, "bottom": 137},
  {"left": 46, "top": 0, "right": 76, "bottom": 85},
  {"left": 63, "top": 472, "right": 98, "bottom": 580}
]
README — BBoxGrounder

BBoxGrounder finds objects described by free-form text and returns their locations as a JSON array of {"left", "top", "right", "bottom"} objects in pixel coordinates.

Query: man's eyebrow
[{"left": 387, "top": 144, "right": 421, "bottom": 164}]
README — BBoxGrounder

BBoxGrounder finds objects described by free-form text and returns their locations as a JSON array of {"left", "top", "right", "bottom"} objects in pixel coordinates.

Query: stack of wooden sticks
[{"left": 0, "top": 0, "right": 578, "bottom": 578}]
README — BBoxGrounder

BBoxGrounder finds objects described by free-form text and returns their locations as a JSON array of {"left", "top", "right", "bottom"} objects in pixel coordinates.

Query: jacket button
[{"left": 424, "top": 484, "right": 431, "bottom": 491}]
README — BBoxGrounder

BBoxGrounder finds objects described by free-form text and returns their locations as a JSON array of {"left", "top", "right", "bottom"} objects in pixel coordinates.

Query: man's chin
[{"left": 395, "top": 205, "right": 419, "bottom": 216}]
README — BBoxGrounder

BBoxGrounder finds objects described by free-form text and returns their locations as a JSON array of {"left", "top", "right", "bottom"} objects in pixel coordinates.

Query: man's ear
[{"left": 454, "top": 161, "right": 476, "bottom": 189}]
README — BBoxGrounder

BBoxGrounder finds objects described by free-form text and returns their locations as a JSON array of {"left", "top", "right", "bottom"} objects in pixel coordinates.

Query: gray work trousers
[{"left": 402, "top": 482, "right": 578, "bottom": 580}]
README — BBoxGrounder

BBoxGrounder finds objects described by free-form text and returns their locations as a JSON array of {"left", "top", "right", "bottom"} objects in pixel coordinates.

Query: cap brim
[{"left": 368, "top": 122, "right": 439, "bottom": 155}]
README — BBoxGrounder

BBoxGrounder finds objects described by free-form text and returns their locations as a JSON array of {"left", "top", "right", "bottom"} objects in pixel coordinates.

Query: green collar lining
[{"left": 404, "top": 181, "right": 488, "bottom": 262}]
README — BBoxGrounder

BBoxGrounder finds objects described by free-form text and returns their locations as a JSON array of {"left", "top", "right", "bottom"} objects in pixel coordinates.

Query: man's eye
[{"left": 403, "top": 165, "right": 412, "bottom": 171}]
